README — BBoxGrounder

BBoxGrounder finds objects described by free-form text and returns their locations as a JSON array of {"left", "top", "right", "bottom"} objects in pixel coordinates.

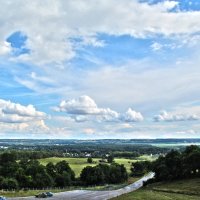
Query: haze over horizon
[{"left": 0, "top": 0, "right": 200, "bottom": 139}]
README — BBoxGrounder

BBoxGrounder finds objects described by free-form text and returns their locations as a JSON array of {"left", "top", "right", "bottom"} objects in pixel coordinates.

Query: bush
[
  {"left": 87, "top": 157, "right": 93, "bottom": 163},
  {"left": 1, "top": 178, "right": 19, "bottom": 190}
]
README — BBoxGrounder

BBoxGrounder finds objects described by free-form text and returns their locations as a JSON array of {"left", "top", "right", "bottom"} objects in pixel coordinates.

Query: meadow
[
  {"left": 39, "top": 157, "right": 134, "bottom": 176},
  {"left": 38, "top": 155, "right": 155, "bottom": 177}
]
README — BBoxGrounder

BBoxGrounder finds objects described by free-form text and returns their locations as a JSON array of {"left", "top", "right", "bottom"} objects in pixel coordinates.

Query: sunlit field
[{"left": 39, "top": 155, "right": 156, "bottom": 177}]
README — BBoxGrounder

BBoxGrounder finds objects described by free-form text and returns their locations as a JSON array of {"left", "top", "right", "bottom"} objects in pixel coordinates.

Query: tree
[
  {"left": 80, "top": 166, "right": 105, "bottom": 185},
  {"left": 87, "top": 157, "right": 93, "bottom": 163},
  {"left": 1, "top": 178, "right": 19, "bottom": 190},
  {"left": 152, "top": 145, "right": 200, "bottom": 181},
  {"left": 55, "top": 161, "right": 75, "bottom": 181},
  {"left": 109, "top": 163, "right": 128, "bottom": 183},
  {"left": 131, "top": 162, "right": 145, "bottom": 176},
  {"left": 15, "top": 167, "right": 30, "bottom": 188},
  {"left": 107, "top": 155, "right": 114, "bottom": 163},
  {"left": 80, "top": 163, "right": 128, "bottom": 186},
  {"left": 33, "top": 172, "right": 53, "bottom": 188},
  {"left": 0, "top": 152, "right": 17, "bottom": 163},
  {"left": 46, "top": 162, "right": 57, "bottom": 179}
]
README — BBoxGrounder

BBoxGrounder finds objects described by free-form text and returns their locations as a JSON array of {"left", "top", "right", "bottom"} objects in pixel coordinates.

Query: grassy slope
[{"left": 112, "top": 178, "right": 200, "bottom": 200}]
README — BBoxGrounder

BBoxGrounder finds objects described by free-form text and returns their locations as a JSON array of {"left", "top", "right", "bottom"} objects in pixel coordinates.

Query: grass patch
[
  {"left": 39, "top": 157, "right": 134, "bottom": 177},
  {"left": 112, "top": 178, "right": 200, "bottom": 200}
]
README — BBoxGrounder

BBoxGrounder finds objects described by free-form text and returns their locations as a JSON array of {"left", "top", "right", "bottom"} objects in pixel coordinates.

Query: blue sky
[{"left": 0, "top": 0, "right": 200, "bottom": 139}]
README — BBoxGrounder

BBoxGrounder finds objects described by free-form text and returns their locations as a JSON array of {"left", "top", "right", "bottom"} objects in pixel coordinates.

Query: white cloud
[
  {"left": 154, "top": 110, "right": 199, "bottom": 122},
  {"left": 57, "top": 95, "right": 143, "bottom": 122},
  {"left": 81, "top": 36, "right": 105, "bottom": 47},
  {"left": 0, "top": 41, "right": 11, "bottom": 56},
  {"left": 0, "top": 0, "right": 200, "bottom": 65},
  {"left": 57, "top": 95, "right": 119, "bottom": 116},
  {"left": 0, "top": 99, "right": 46, "bottom": 123},
  {"left": 121, "top": 108, "right": 144, "bottom": 122},
  {"left": 162, "top": 0, "right": 179, "bottom": 10},
  {"left": 58, "top": 95, "right": 99, "bottom": 114},
  {"left": 151, "top": 42, "right": 163, "bottom": 51}
]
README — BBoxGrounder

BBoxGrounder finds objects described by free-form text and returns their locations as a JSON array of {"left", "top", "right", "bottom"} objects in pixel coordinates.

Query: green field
[
  {"left": 39, "top": 157, "right": 134, "bottom": 176},
  {"left": 39, "top": 155, "right": 155, "bottom": 177},
  {"left": 112, "top": 178, "right": 200, "bottom": 200}
]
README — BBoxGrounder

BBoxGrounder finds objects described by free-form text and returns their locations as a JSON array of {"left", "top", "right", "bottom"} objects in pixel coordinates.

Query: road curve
[{"left": 8, "top": 172, "right": 154, "bottom": 200}]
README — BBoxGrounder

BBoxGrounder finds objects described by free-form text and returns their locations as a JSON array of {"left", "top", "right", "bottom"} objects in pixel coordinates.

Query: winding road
[{"left": 8, "top": 172, "right": 154, "bottom": 200}]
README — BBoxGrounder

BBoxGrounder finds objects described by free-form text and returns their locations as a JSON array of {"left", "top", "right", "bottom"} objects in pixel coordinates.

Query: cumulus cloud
[
  {"left": 0, "top": 99, "right": 46, "bottom": 123},
  {"left": 0, "top": 0, "right": 200, "bottom": 65},
  {"left": 57, "top": 95, "right": 143, "bottom": 122},
  {"left": 57, "top": 95, "right": 119, "bottom": 116},
  {"left": 154, "top": 110, "right": 199, "bottom": 122},
  {"left": 121, "top": 108, "right": 144, "bottom": 122}
]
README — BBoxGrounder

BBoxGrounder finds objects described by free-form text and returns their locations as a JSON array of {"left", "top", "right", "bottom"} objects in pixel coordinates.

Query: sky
[{"left": 0, "top": 0, "right": 200, "bottom": 139}]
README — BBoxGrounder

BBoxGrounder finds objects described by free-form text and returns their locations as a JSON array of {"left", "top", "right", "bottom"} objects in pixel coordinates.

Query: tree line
[
  {"left": 0, "top": 152, "right": 128, "bottom": 190},
  {"left": 130, "top": 145, "right": 200, "bottom": 184},
  {"left": 152, "top": 145, "right": 200, "bottom": 181},
  {"left": 1, "top": 143, "right": 169, "bottom": 159}
]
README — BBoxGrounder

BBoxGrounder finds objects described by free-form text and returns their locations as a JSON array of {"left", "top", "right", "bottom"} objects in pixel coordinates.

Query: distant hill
[{"left": 0, "top": 138, "right": 200, "bottom": 146}]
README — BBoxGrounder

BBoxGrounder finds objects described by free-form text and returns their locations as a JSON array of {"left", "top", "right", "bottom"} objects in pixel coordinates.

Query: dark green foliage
[
  {"left": 107, "top": 155, "right": 114, "bottom": 163},
  {"left": 55, "top": 160, "right": 75, "bottom": 181},
  {"left": 80, "top": 166, "right": 105, "bottom": 185},
  {"left": 109, "top": 163, "right": 128, "bottom": 183},
  {"left": 46, "top": 162, "right": 57, "bottom": 178},
  {"left": 131, "top": 161, "right": 151, "bottom": 176},
  {"left": 87, "top": 157, "right": 93, "bottom": 163},
  {"left": 0, "top": 152, "right": 75, "bottom": 189},
  {"left": 113, "top": 152, "right": 139, "bottom": 158},
  {"left": 1, "top": 178, "right": 18, "bottom": 190},
  {"left": 152, "top": 145, "right": 200, "bottom": 181},
  {"left": 80, "top": 163, "right": 128, "bottom": 185}
]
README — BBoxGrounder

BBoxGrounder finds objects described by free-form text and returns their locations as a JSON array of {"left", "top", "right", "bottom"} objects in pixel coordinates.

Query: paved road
[{"left": 8, "top": 172, "right": 154, "bottom": 200}]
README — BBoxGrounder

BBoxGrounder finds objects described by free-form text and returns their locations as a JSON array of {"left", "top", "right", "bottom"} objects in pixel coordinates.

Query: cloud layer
[
  {"left": 57, "top": 95, "right": 143, "bottom": 122},
  {"left": 154, "top": 110, "right": 199, "bottom": 122},
  {"left": 1, "top": 0, "right": 200, "bottom": 65}
]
